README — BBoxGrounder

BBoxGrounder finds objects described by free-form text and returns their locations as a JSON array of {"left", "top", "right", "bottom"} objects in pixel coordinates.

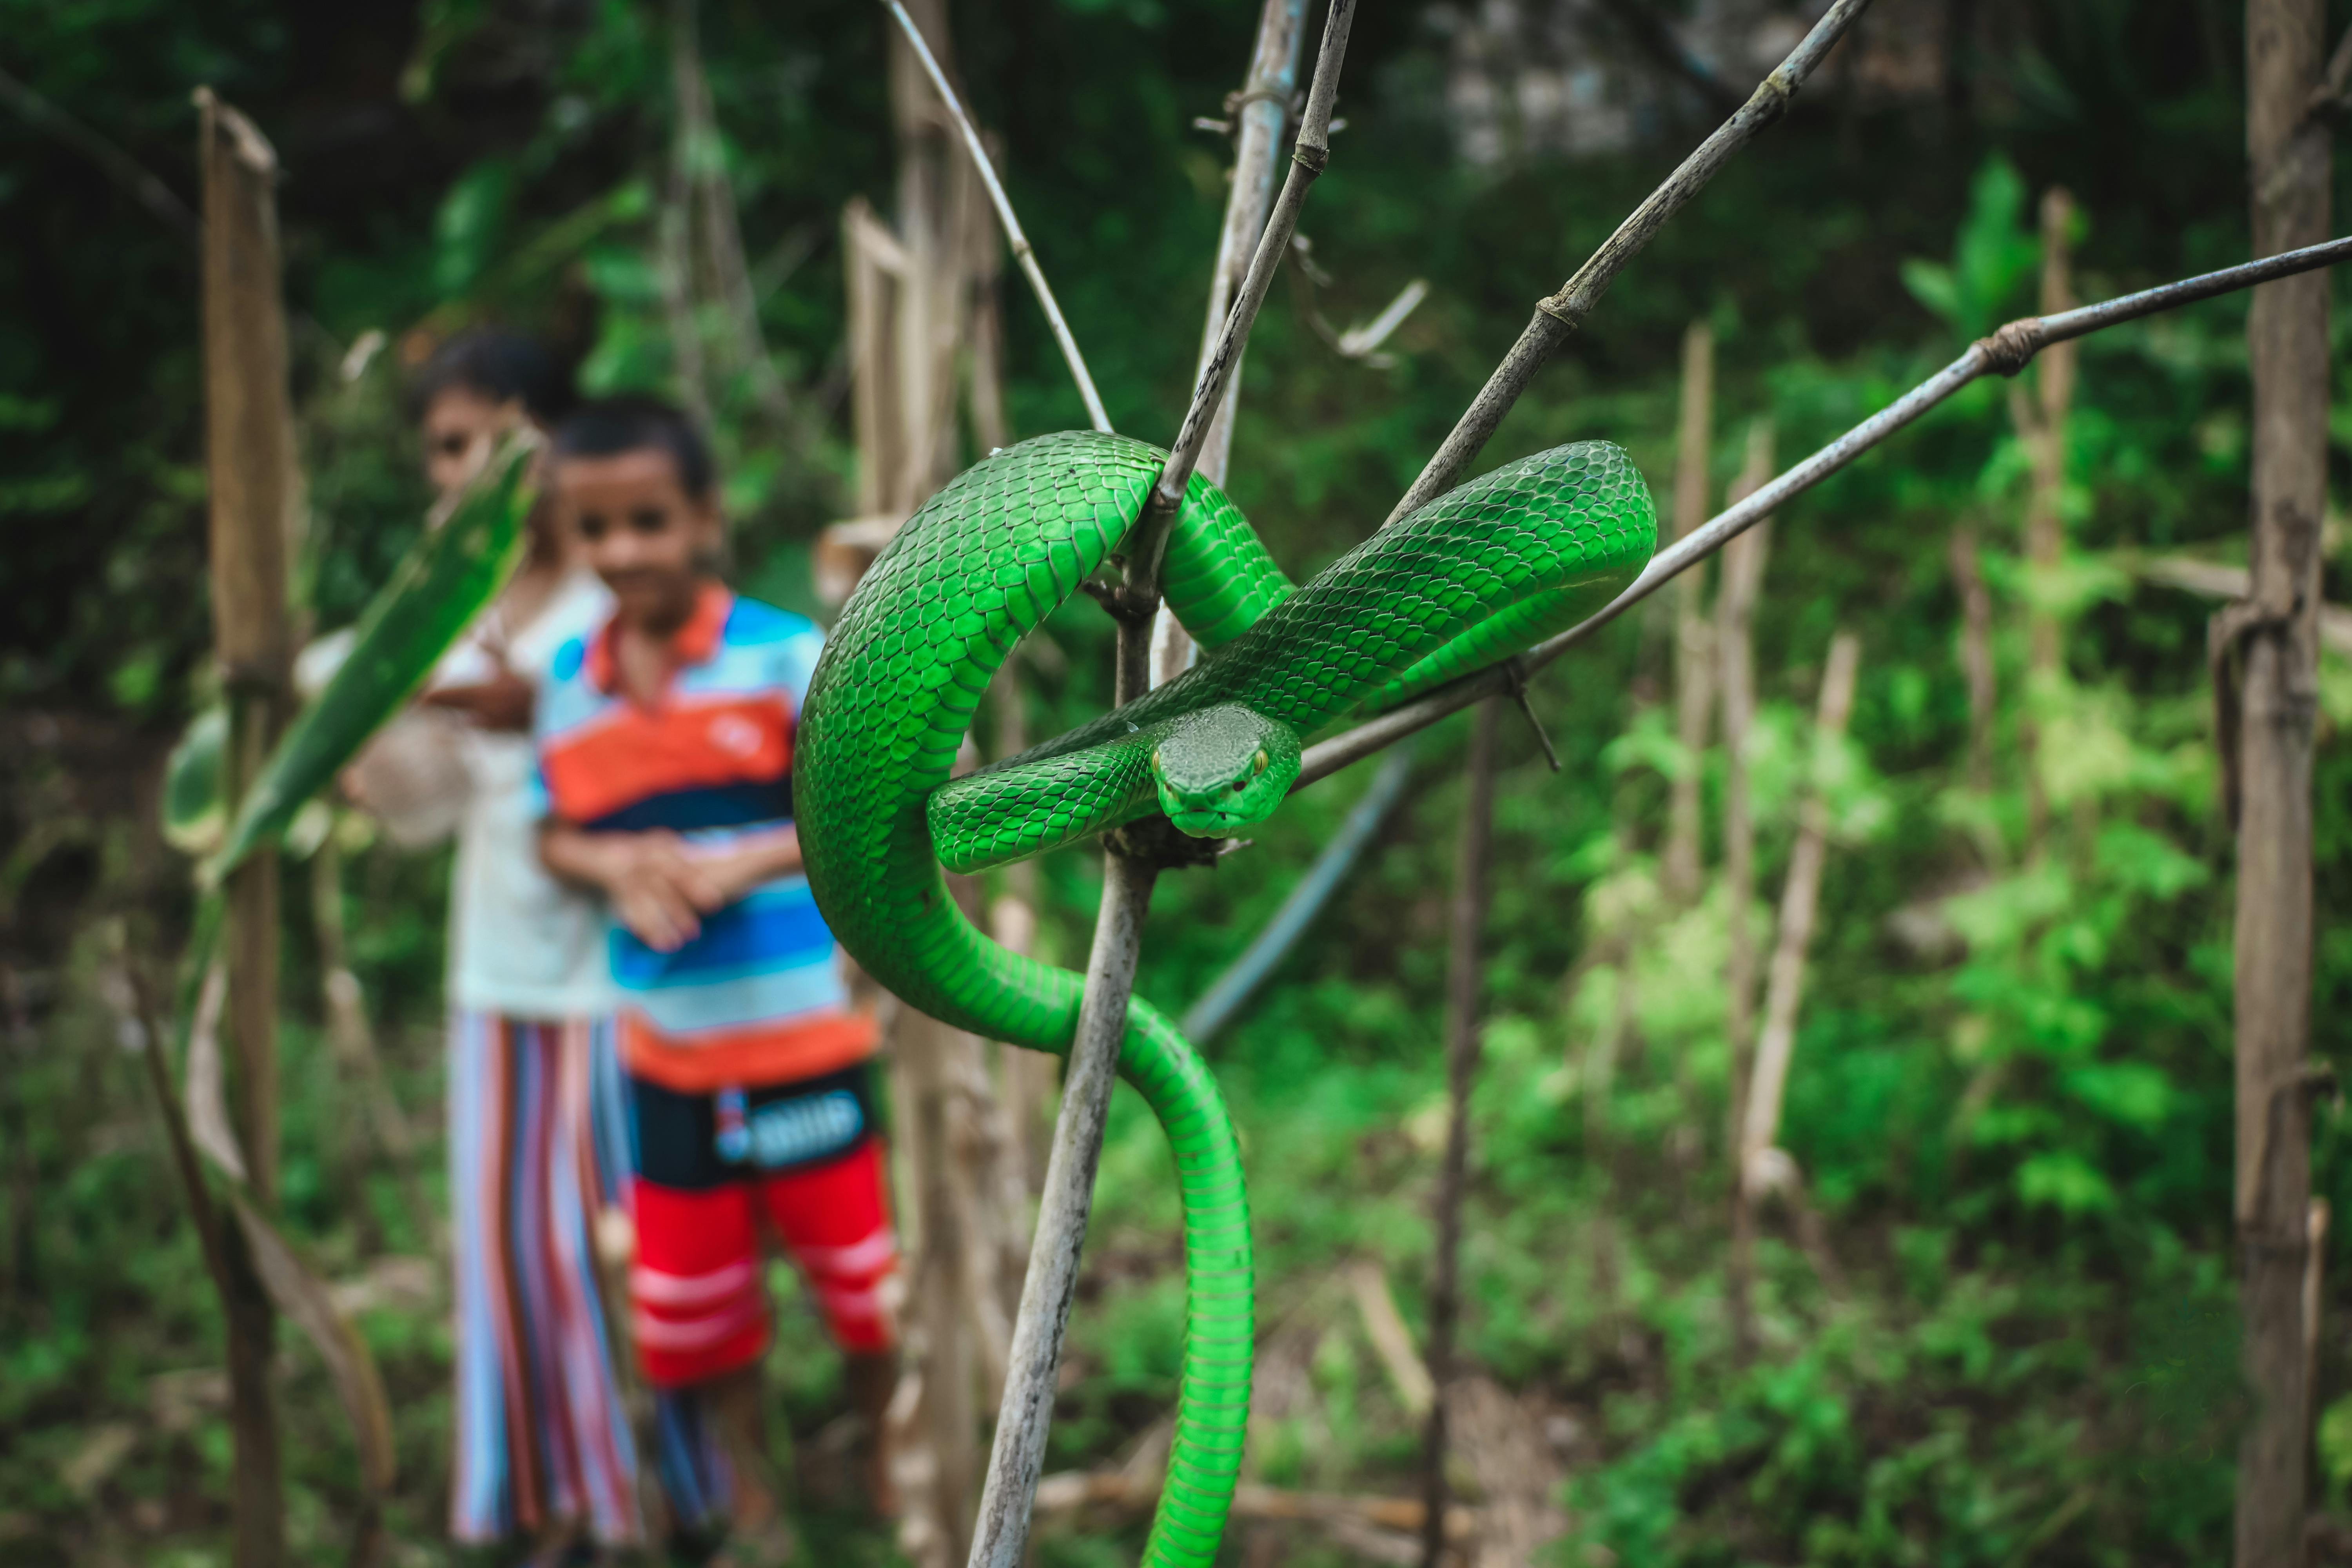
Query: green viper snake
[{"left": 797, "top": 429, "right": 1655, "bottom": 1564}]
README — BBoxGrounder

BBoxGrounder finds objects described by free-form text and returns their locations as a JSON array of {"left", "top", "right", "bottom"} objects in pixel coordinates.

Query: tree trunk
[
  {"left": 1664, "top": 322, "right": 1716, "bottom": 904},
  {"left": 1419, "top": 695, "right": 1503, "bottom": 1568},
  {"left": 2236, "top": 1, "right": 2328, "bottom": 1561},
  {"left": 198, "top": 85, "right": 294, "bottom": 1568}
]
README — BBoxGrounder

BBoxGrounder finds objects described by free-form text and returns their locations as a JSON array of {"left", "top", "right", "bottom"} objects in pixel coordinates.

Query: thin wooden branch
[
  {"left": 969, "top": 10, "right": 1358, "bottom": 1562},
  {"left": 1292, "top": 234, "right": 2352, "bottom": 793},
  {"left": 1151, "top": 0, "right": 1311, "bottom": 687},
  {"left": 965, "top": 856, "right": 1157, "bottom": 1568},
  {"left": 0, "top": 64, "right": 198, "bottom": 237},
  {"left": 882, "top": 0, "right": 1110, "bottom": 432},
  {"left": 1418, "top": 695, "right": 1501, "bottom": 1568},
  {"left": 1381, "top": 0, "right": 1874, "bottom": 527},
  {"left": 1126, "top": 0, "right": 1357, "bottom": 601},
  {"left": 2014, "top": 185, "right": 2076, "bottom": 858}
]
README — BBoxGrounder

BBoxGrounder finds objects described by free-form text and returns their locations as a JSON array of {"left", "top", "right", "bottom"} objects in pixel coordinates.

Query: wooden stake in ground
[
  {"left": 2233, "top": 1, "right": 2329, "bottom": 1561},
  {"left": 1418, "top": 696, "right": 1503, "bottom": 1568},
  {"left": 1947, "top": 525, "right": 1995, "bottom": 794},
  {"left": 196, "top": 85, "right": 294, "bottom": 1568},
  {"left": 1731, "top": 632, "right": 1859, "bottom": 1301},
  {"left": 1715, "top": 422, "right": 1773, "bottom": 1358},
  {"left": 1663, "top": 323, "right": 1717, "bottom": 904},
  {"left": 2010, "top": 186, "right": 2076, "bottom": 860}
]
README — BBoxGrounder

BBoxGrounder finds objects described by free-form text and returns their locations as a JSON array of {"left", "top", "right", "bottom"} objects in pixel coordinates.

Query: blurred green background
[{"left": 5, "top": 0, "right": 2351, "bottom": 1562}]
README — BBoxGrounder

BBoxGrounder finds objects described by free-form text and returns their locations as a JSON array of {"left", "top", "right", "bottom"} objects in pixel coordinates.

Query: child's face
[
  {"left": 555, "top": 448, "right": 721, "bottom": 632},
  {"left": 420, "top": 386, "right": 514, "bottom": 499}
]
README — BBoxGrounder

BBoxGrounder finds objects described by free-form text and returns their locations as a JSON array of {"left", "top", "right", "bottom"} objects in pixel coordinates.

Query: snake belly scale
[{"left": 797, "top": 430, "right": 1654, "bottom": 1566}]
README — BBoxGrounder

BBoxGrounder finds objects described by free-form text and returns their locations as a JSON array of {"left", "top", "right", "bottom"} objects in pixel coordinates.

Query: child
[
  {"left": 347, "top": 331, "right": 645, "bottom": 1559},
  {"left": 534, "top": 398, "right": 900, "bottom": 1560}
]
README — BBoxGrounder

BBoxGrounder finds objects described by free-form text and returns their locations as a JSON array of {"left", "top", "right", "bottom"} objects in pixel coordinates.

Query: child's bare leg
[{"left": 705, "top": 1366, "right": 797, "bottom": 1562}]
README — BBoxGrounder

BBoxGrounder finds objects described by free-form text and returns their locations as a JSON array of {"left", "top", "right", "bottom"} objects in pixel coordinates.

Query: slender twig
[
  {"left": 881, "top": 0, "right": 1111, "bottom": 433},
  {"left": 1126, "top": 0, "right": 1357, "bottom": 602},
  {"left": 1295, "top": 233, "right": 2352, "bottom": 790},
  {"left": 0, "top": 65, "right": 198, "bottom": 237},
  {"left": 965, "top": 857, "right": 1157, "bottom": 1568},
  {"left": 967, "top": 8, "right": 1358, "bottom": 1563},
  {"left": 1382, "top": 0, "right": 1872, "bottom": 528}
]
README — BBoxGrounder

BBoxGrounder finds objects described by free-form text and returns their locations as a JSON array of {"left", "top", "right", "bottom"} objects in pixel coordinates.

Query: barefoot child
[{"left": 534, "top": 399, "right": 900, "bottom": 1560}]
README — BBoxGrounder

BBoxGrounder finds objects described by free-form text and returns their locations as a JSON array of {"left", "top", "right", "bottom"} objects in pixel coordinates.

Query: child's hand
[{"left": 607, "top": 832, "right": 729, "bottom": 952}]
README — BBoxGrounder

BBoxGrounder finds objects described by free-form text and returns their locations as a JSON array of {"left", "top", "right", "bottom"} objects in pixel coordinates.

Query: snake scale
[{"left": 798, "top": 429, "right": 1655, "bottom": 1565}]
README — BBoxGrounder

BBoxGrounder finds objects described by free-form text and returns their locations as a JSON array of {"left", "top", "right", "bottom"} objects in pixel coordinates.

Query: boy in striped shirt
[{"left": 534, "top": 399, "right": 897, "bottom": 1553}]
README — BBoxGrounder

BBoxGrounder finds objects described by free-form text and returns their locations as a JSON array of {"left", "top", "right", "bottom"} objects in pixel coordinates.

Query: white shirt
[{"left": 434, "top": 570, "right": 615, "bottom": 1019}]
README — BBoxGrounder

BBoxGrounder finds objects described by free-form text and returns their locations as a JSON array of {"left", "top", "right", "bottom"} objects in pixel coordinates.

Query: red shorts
[{"left": 626, "top": 1065, "right": 899, "bottom": 1388}]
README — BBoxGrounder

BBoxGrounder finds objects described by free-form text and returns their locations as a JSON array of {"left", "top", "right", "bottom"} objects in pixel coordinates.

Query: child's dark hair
[
  {"left": 409, "top": 329, "right": 571, "bottom": 424},
  {"left": 552, "top": 397, "right": 716, "bottom": 501}
]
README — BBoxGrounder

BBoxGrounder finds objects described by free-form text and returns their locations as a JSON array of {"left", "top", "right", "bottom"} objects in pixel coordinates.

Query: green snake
[{"left": 797, "top": 430, "right": 1654, "bottom": 1564}]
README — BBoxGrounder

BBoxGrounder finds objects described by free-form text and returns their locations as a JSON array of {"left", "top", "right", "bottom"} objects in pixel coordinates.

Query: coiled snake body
[{"left": 798, "top": 430, "right": 1654, "bottom": 1564}]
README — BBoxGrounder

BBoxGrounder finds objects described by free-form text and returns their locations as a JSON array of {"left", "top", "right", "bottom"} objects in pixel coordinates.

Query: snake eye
[
  {"left": 1252, "top": 749, "right": 1269, "bottom": 775},
  {"left": 1151, "top": 748, "right": 1162, "bottom": 771}
]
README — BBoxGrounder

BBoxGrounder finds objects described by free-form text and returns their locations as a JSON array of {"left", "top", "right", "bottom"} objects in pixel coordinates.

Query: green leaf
[
  {"left": 2015, "top": 1152, "right": 2117, "bottom": 1216},
  {"left": 205, "top": 435, "right": 536, "bottom": 882}
]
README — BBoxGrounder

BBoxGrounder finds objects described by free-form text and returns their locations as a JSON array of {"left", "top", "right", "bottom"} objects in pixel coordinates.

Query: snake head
[{"left": 1149, "top": 704, "right": 1302, "bottom": 838}]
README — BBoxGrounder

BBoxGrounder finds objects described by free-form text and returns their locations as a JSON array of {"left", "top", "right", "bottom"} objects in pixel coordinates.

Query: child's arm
[{"left": 541, "top": 824, "right": 729, "bottom": 953}]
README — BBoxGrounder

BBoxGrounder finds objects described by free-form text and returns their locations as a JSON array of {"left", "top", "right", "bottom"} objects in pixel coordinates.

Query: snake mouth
[{"left": 1166, "top": 804, "right": 1248, "bottom": 838}]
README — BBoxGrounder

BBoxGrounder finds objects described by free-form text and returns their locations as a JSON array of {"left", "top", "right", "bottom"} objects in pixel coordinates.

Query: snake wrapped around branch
[{"left": 797, "top": 429, "right": 1654, "bottom": 1566}]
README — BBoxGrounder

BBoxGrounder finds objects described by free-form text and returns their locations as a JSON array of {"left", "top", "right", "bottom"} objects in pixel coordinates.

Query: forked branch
[
  {"left": 1383, "top": 0, "right": 1873, "bottom": 526},
  {"left": 1298, "top": 233, "right": 2352, "bottom": 789}
]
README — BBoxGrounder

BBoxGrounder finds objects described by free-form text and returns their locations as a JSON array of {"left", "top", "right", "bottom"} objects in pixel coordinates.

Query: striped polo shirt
[{"left": 534, "top": 584, "right": 873, "bottom": 1093}]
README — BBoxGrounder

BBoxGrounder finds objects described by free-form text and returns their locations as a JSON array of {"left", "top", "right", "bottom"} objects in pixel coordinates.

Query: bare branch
[
  {"left": 1125, "top": 0, "right": 1358, "bottom": 601},
  {"left": 1383, "top": 0, "right": 1873, "bottom": 527},
  {"left": 1297, "top": 232, "right": 2352, "bottom": 790},
  {"left": 0, "top": 64, "right": 198, "bottom": 238},
  {"left": 881, "top": 0, "right": 1111, "bottom": 433}
]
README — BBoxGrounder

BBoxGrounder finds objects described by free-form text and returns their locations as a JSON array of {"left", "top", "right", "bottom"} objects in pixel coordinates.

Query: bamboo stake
[
  {"left": 1948, "top": 526, "right": 1995, "bottom": 793},
  {"left": 1717, "top": 426, "right": 1773, "bottom": 1359},
  {"left": 1417, "top": 696, "right": 1502, "bottom": 1568},
  {"left": 966, "top": 11, "right": 1356, "bottom": 1564},
  {"left": 1739, "top": 632, "right": 1861, "bottom": 1184},
  {"left": 2235, "top": 2, "right": 2329, "bottom": 1560},
  {"left": 882, "top": 0, "right": 1110, "bottom": 433},
  {"left": 1292, "top": 234, "right": 2352, "bottom": 793},
  {"left": 196, "top": 86, "right": 293, "bottom": 1568},
  {"left": 2013, "top": 187, "right": 2076, "bottom": 859},
  {"left": 1663, "top": 322, "right": 1716, "bottom": 904},
  {"left": 1381, "top": 0, "right": 1874, "bottom": 527},
  {"left": 1150, "top": 0, "right": 1311, "bottom": 686}
]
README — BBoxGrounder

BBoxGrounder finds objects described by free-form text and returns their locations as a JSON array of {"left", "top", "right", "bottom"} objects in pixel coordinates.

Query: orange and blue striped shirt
[{"left": 534, "top": 584, "right": 873, "bottom": 1093}]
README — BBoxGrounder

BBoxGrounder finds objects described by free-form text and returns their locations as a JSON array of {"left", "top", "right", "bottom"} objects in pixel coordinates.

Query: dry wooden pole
[
  {"left": 1663, "top": 322, "right": 1717, "bottom": 904},
  {"left": 1717, "top": 425, "right": 1773, "bottom": 1358},
  {"left": 1292, "top": 234, "right": 2352, "bottom": 795},
  {"left": 2012, "top": 187, "right": 2076, "bottom": 860},
  {"left": 2234, "top": 0, "right": 2329, "bottom": 1560},
  {"left": 1150, "top": 0, "right": 1310, "bottom": 686},
  {"left": 1417, "top": 696, "right": 1503, "bottom": 1568},
  {"left": 1738, "top": 632, "right": 1860, "bottom": 1183},
  {"left": 196, "top": 85, "right": 294, "bottom": 1568},
  {"left": 967, "top": 10, "right": 1356, "bottom": 1563}
]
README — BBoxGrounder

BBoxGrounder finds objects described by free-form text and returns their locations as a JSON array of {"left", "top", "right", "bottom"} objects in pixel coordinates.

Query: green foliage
[{"left": 5, "top": 0, "right": 2352, "bottom": 1563}]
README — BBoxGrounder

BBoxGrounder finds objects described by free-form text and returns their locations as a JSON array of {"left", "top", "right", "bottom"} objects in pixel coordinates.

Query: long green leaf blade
[{"left": 206, "top": 432, "right": 538, "bottom": 881}]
